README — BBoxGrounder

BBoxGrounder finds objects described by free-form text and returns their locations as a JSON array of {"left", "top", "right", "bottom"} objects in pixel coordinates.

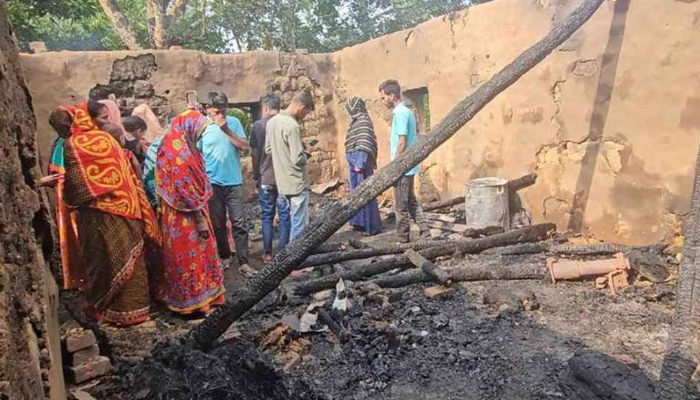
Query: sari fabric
[
  {"left": 156, "top": 110, "right": 224, "bottom": 313},
  {"left": 62, "top": 102, "right": 159, "bottom": 326},
  {"left": 48, "top": 138, "right": 84, "bottom": 290}
]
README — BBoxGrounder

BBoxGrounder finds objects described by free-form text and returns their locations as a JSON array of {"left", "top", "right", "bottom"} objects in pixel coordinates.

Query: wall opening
[
  {"left": 403, "top": 87, "right": 431, "bottom": 134},
  {"left": 228, "top": 102, "right": 261, "bottom": 138}
]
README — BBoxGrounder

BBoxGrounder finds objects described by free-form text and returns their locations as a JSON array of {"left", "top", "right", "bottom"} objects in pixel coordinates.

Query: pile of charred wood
[{"left": 286, "top": 172, "right": 674, "bottom": 300}]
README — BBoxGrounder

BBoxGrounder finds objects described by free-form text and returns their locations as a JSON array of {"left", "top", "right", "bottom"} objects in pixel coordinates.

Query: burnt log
[
  {"left": 660, "top": 115, "right": 700, "bottom": 397},
  {"left": 507, "top": 172, "right": 538, "bottom": 193},
  {"left": 348, "top": 238, "right": 370, "bottom": 249},
  {"left": 628, "top": 249, "right": 670, "bottom": 283},
  {"left": 482, "top": 242, "right": 546, "bottom": 256},
  {"left": 365, "top": 261, "right": 547, "bottom": 288},
  {"left": 406, "top": 249, "right": 452, "bottom": 284},
  {"left": 311, "top": 243, "right": 347, "bottom": 254},
  {"left": 560, "top": 351, "right": 655, "bottom": 400},
  {"left": 426, "top": 220, "right": 469, "bottom": 233},
  {"left": 293, "top": 224, "right": 554, "bottom": 295},
  {"left": 315, "top": 308, "right": 349, "bottom": 343},
  {"left": 423, "top": 196, "right": 466, "bottom": 212},
  {"left": 185, "top": 0, "right": 606, "bottom": 350},
  {"left": 300, "top": 239, "right": 455, "bottom": 268},
  {"left": 462, "top": 226, "right": 506, "bottom": 239}
]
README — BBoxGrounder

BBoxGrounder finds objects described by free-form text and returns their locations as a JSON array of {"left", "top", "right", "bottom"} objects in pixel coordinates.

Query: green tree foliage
[{"left": 8, "top": 0, "right": 487, "bottom": 53}]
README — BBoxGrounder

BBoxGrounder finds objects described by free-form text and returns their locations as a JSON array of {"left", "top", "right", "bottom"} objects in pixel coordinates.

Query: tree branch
[
  {"left": 97, "top": 0, "right": 142, "bottom": 50},
  {"left": 166, "top": 0, "right": 188, "bottom": 18},
  {"left": 148, "top": 0, "right": 169, "bottom": 49},
  {"left": 185, "top": 0, "right": 606, "bottom": 351}
]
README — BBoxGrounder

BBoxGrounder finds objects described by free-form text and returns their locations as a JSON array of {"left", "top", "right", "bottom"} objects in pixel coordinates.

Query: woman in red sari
[
  {"left": 156, "top": 110, "right": 225, "bottom": 315},
  {"left": 49, "top": 103, "right": 161, "bottom": 326}
]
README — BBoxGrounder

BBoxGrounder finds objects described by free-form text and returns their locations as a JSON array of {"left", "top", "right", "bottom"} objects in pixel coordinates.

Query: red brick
[
  {"left": 424, "top": 285, "right": 453, "bottom": 299},
  {"left": 65, "top": 330, "right": 96, "bottom": 353},
  {"left": 68, "top": 356, "right": 112, "bottom": 384},
  {"left": 72, "top": 344, "right": 100, "bottom": 366}
]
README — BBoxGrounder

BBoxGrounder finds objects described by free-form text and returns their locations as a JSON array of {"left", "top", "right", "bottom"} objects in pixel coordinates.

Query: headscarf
[
  {"left": 132, "top": 104, "right": 164, "bottom": 143},
  {"left": 344, "top": 97, "right": 378, "bottom": 167},
  {"left": 155, "top": 109, "right": 212, "bottom": 211},
  {"left": 98, "top": 99, "right": 129, "bottom": 139}
]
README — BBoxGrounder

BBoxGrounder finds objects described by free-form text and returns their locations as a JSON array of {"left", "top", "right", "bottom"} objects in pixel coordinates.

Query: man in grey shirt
[
  {"left": 265, "top": 91, "right": 315, "bottom": 240},
  {"left": 250, "top": 94, "right": 290, "bottom": 262}
]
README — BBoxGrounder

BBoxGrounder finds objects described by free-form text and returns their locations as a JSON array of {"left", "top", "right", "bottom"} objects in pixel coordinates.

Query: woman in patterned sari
[
  {"left": 43, "top": 135, "right": 85, "bottom": 290},
  {"left": 156, "top": 109, "right": 225, "bottom": 315},
  {"left": 49, "top": 103, "right": 161, "bottom": 326}
]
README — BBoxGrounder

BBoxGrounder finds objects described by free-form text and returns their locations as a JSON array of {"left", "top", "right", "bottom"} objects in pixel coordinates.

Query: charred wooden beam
[
  {"left": 300, "top": 239, "right": 457, "bottom": 268},
  {"left": 311, "top": 243, "right": 347, "bottom": 254},
  {"left": 366, "top": 261, "right": 547, "bottom": 288},
  {"left": 423, "top": 196, "right": 466, "bottom": 212},
  {"left": 462, "top": 226, "right": 506, "bottom": 239},
  {"left": 507, "top": 172, "right": 538, "bottom": 193},
  {"left": 185, "top": 0, "right": 606, "bottom": 349}
]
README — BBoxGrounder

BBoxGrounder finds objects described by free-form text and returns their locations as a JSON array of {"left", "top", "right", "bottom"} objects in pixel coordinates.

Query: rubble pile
[{"left": 94, "top": 339, "right": 325, "bottom": 400}]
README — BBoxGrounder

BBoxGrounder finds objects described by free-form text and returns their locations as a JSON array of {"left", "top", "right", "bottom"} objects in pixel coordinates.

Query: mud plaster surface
[{"left": 0, "top": 4, "right": 62, "bottom": 399}]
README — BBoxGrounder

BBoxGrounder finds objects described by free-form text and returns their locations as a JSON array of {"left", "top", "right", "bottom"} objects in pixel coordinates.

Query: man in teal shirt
[
  {"left": 198, "top": 92, "right": 256, "bottom": 277},
  {"left": 379, "top": 79, "right": 429, "bottom": 243}
]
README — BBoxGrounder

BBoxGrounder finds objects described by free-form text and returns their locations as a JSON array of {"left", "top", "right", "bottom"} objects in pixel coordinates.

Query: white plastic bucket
[{"left": 465, "top": 177, "right": 510, "bottom": 230}]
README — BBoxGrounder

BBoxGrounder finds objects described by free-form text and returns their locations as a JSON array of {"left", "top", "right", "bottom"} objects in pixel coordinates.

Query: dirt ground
[{"left": 64, "top": 197, "right": 685, "bottom": 400}]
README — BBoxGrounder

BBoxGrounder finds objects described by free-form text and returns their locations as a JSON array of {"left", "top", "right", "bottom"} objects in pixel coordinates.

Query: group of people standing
[{"left": 39, "top": 78, "right": 426, "bottom": 327}]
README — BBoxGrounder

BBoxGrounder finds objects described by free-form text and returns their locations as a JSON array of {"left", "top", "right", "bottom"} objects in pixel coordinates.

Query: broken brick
[
  {"left": 72, "top": 344, "right": 100, "bottom": 366},
  {"left": 68, "top": 356, "right": 112, "bottom": 384},
  {"left": 424, "top": 285, "right": 453, "bottom": 299},
  {"left": 65, "top": 330, "right": 97, "bottom": 353}
]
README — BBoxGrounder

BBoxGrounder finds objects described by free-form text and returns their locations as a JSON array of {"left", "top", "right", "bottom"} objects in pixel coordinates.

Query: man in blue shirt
[
  {"left": 199, "top": 91, "right": 256, "bottom": 277},
  {"left": 379, "top": 79, "right": 429, "bottom": 243}
]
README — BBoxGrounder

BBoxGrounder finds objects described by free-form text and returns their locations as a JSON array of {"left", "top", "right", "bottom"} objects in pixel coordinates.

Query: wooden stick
[
  {"left": 405, "top": 249, "right": 451, "bottom": 284},
  {"left": 366, "top": 261, "right": 547, "bottom": 288}
]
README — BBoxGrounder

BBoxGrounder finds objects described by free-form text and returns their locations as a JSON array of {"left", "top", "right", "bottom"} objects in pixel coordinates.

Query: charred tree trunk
[
  {"left": 658, "top": 123, "right": 700, "bottom": 397},
  {"left": 292, "top": 224, "right": 554, "bottom": 296},
  {"left": 185, "top": 0, "right": 605, "bottom": 350}
]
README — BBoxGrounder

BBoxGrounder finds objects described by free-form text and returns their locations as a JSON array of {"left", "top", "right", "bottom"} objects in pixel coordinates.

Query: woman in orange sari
[
  {"left": 156, "top": 110, "right": 225, "bottom": 315},
  {"left": 49, "top": 104, "right": 160, "bottom": 326},
  {"left": 44, "top": 132, "right": 85, "bottom": 290}
]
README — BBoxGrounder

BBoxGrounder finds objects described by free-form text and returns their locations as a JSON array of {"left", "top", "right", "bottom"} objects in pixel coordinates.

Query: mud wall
[
  {"left": 18, "top": 0, "right": 700, "bottom": 244},
  {"left": 333, "top": 0, "right": 700, "bottom": 245},
  {"left": 0, "top": 2, "right": 65, "bottom": 399}
]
